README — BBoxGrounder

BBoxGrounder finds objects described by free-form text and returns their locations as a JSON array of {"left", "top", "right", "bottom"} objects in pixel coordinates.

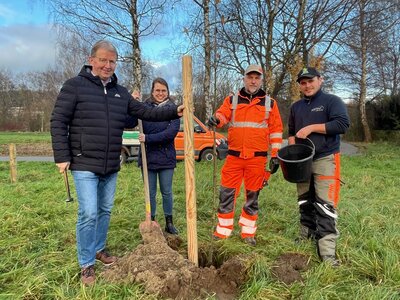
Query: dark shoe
[
  {"left": 96, "top": 249, "right": 117, "bottom": 266},
  {"left": 321, "top": 255, "right": 340, "bottom": 267},
  {"left": 165, "top": 215, "right": 179, "bottom": 235},
  {"left": 151, "top": 215, "right": 156, "bottom": 221},
  {"left": 243, "top": 237, "right": 256, "bottom": 246},
  {"left": 81, "top": 265, "right": 95, "bottom": 285}
]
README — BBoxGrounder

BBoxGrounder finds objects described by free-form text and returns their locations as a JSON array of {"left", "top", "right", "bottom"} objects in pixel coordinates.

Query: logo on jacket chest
[{"left": 311, "top": 105, "right": 324, "bottom": 112}]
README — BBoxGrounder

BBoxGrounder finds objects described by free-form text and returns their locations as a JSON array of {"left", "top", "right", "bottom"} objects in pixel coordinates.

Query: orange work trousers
[{"left": 214, "top": 155, "right": 267, "bottom": 239}]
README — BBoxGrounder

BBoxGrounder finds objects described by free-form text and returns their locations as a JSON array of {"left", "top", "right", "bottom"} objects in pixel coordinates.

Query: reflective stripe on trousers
[
  {"left": 297, "top": 153, "right": 341, "bottom": 256},
  {"left": 239, "top": 208, "right": 258, "bottom": 238},
  {"left": 214, "top": 211, "right": 234, "bottom": 239},
  {"left": 215, "top": 206, "right": 259, "bottom": 238},
  {"left": 213, "top": 155, "right": 266, "bottom": 238}
]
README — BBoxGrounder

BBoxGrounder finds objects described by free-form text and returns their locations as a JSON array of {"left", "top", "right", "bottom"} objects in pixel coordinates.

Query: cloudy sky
[
  {"left": 0, "top": 1, "right": 57, "bottom": 72},
  {"left": 0, "top": 0, "right": 187, "bottom": 89}
]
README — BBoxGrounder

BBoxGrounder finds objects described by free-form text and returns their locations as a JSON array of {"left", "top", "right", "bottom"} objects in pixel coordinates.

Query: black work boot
[
  {"left": 165, "top": 215, "right": 178, "bottom": 235},
  {"left": 151, "top": 215, "right": 156, "bottom": 221}
]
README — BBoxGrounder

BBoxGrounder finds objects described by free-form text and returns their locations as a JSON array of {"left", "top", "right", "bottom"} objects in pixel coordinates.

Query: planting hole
[{"left": 102, "top": 227, "right": 248, "bottom": 299}]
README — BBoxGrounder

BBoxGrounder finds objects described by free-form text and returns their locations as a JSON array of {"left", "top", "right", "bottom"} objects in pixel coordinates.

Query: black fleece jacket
[
  {"left": 288, "top": 89, "right": 350, "bottom": 159},
  {"left": 50, "top": 65, "right": 179, "bottom": 175}
]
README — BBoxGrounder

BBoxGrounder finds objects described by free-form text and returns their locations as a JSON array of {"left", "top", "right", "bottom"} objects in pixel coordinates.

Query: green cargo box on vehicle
[{"left": 122, "top": 131, "right": 140, "bottom": 145}]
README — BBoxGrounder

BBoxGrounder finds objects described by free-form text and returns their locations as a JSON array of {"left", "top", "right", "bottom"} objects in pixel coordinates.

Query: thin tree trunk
[
  {"left": 298, "top": 0, "right": 308, "bottom": 64},
  {"left": 264, "top": 0, "right": 279, "bottom": 92},
  {"left": 130, "top": 0, "right": 142, "bottom": 92},
  {"left": 359, "top": 2, "right": 372, "bottom": 142},
  {"left": 288, "top": 0, "right": 307, "bottom": 103},
  {"left": 203, "top": 0, "right": 212, "bottom": 120}
]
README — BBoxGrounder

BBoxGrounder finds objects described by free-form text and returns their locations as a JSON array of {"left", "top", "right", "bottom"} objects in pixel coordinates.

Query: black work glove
[
  {"left": 269, "top": 157, "right": 280, "bottom": 174},
  {"left": 216, "top": 140, "right": 228, "bottom": 160},
  {"left": 207, "top": 116, "right": 220, "bottom": 127}
]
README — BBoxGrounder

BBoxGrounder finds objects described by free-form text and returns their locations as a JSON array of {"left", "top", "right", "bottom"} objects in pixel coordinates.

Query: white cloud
[
  {"left": 0, "top": 4, "right": 17, "bottom": 25},
  {"left": 150, "top": 60, "right": 182, "bottom": 93},
  {"left": 0, "top": 24, "right": 57, "bottom": 72}
]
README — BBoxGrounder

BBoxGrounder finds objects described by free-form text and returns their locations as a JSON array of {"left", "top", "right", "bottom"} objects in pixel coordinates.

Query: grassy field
[
  {"left": 0, "top": 142, "right": 399, "bottom": 299},
  {"left": 0, "top": 132, "right": 51, "bottom": 144}
]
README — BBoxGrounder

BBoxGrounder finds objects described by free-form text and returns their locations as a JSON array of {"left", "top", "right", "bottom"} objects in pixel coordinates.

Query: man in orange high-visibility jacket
[{"left": 207, "top": 64, "right": 283, "bottom": 246}]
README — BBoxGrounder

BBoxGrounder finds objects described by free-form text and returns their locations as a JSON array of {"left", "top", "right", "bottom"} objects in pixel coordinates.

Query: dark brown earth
[
  {"left": 102, "top": 221, "right": 309, "bottom": 299},
  {"left": 102, "top": 222, "right": 249, "bottom": 300},
  {"left": 271, "top": 252, "right": 310, "bottom": 284}
]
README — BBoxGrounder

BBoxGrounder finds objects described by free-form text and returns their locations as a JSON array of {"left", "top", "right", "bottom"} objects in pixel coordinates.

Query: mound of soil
[
  {"left": 102, "top": 222, "right": 248, "bottom": 300},
  {"left": 271, "top": 252, "right": 310, "bottom": 284}
]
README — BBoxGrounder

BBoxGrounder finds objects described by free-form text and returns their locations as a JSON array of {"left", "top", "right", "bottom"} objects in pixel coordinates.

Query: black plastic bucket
[{"left": 277, "top": 138, "right": 315, "bottom": 183}]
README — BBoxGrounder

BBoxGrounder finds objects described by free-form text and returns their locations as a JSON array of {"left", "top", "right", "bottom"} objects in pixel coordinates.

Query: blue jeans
[
  {"left": 147, "top": 169, "right": 174, "bottom": 218},
  {"left": 72, "top": 171, "right": 118, "bottom": 268}
]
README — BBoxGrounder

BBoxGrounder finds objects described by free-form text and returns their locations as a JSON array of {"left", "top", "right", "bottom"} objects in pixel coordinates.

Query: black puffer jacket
[{"left": 50, "top": 66, "right": 179, "bottom": 175}]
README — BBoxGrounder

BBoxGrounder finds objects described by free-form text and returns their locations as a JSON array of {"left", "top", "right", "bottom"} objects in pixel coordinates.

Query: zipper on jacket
[{"left": 104, "top": 85, "right": 109, "bottom": 174}]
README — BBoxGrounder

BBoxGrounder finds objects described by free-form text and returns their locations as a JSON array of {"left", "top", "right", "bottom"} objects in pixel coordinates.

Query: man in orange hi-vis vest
[{"left": 207, "top": 64, "right": 283, "bottom": 246}]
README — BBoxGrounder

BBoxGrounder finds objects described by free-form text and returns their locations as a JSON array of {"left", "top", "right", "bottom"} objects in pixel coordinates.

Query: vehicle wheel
[
  {"left": 200, "top": 149, "right": 215, "bottom": 162},
  {"left": 120, "top": 150, "right": 128, "bottom": 165}
]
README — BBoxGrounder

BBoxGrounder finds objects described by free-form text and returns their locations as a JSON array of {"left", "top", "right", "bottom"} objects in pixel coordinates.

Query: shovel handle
[{"left": 139, "top": 120, "right": 152, "bottom": 224}]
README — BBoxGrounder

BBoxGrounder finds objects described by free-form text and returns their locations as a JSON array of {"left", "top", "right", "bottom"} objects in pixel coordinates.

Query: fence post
[{"left": 9, "top": 143, "right": 17, "bottom": 183}]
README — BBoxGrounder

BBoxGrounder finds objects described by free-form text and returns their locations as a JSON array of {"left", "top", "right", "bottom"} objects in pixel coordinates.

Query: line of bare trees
[{"left": 0, "top": 0, "right": 399, "bottom": 142}]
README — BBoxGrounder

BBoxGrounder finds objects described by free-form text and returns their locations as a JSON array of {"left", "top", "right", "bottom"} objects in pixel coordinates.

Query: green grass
[
  {"left": 0, "top": 132, "right": 51, "bottom": 144},
  {"left": 1, "top": 142, "right": 399, "bottom": 299}
]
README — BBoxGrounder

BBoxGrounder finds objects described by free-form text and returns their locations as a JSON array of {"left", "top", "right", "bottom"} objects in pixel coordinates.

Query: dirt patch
[
  {"left": 271, "top": 252, "right": 310, "bottom": 285},
  {"left": 0, "top": 143, "right": 53, "bottom": 156},
  {"left": 102, "top": 223, "right": 248, "bottom": 300},
  {"left": 164, "top": 232, "right": 183, "bottom": 251}
]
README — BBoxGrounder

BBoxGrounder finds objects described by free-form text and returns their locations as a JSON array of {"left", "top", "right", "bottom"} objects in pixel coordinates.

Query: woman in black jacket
[{"left": 135, "top": 78, "right": 180, "bottom": 234}]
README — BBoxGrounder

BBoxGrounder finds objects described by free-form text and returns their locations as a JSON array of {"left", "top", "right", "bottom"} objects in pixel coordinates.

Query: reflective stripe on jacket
[{"left": 215, "top": 88, "right": 283, "bottom": 158}]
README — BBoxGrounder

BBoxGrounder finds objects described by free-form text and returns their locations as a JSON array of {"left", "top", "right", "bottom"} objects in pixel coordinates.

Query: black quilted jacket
[{"left": 50, "top": 65, "right": 179, "bottom": 175}]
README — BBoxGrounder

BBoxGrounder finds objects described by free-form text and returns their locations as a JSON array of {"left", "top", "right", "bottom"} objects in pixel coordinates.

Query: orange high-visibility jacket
[{"left": 215, "top": 88, "right": 283, "bottom": 158}]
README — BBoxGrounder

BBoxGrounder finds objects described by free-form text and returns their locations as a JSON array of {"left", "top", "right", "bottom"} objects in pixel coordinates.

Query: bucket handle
[
  {"left": 305, "top": 137, "right": 315, "bottom": 152},
  {"left": 295, "top": 137, "right": 315, "bottom": 153}
]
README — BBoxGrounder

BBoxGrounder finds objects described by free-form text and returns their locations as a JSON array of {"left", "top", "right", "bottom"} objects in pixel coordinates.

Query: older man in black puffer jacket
[{"left": 50, "top": 40, "right": 183, "bottom": 285}]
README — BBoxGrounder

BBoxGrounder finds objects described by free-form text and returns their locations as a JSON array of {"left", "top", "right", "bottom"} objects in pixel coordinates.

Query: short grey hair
[{"left": 90, "top": 40, "right": 118, "bottom": 58}]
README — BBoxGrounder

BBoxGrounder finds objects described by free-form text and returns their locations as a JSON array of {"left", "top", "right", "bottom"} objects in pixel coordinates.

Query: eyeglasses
[{"left": 95, "top": 57, "right": 117, "bottom": 67}]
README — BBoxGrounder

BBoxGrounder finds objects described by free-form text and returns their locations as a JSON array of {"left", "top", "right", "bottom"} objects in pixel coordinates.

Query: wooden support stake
[
  {"left": 182, "top": 55, "right": 198, "bottom": 266},
  {"left": 9, "top": 143, "right": 17, "bottom": 183}
]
